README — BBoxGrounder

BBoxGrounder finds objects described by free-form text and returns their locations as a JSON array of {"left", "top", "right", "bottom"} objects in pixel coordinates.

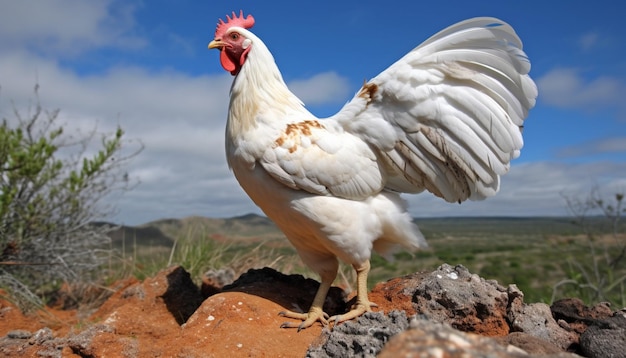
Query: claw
[
  {"left": 279, "top": 307, "right": 329, "bottom": 330},
  {"left": 279, "top": 321, "right": 298, "bottom": 329},
  {"left": 329, "top": 300, "right": 377, "bottom": 325}
]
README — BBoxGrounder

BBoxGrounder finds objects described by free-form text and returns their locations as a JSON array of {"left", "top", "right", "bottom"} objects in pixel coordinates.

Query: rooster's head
[{"left": 209, "top": 11, "right": 255, "bottom": 76}]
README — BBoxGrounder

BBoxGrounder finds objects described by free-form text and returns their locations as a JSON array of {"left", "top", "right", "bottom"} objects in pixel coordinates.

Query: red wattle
[{"left": 220, "top": 50, "right": 236, "bottom": 73}]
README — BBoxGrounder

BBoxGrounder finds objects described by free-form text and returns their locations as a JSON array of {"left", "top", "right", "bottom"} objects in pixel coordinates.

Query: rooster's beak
[{"left": 208, "top": 39, "right": 224, "bottom": 50}]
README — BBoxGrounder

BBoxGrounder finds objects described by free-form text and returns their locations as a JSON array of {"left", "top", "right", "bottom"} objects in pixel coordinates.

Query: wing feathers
[
  {"left": 417, "top": 18, "right": 523, "bottom": 55},
  {"left": 332, "top": 17, "right": 536, "bottom": 202},
  {"left": 442, "top": 86, "right": 519, "bottom": 157}
]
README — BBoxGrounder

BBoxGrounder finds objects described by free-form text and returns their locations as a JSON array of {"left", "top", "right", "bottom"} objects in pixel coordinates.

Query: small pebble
[{"left": 7, "top": 330, "right": 32, "bottom": 339}]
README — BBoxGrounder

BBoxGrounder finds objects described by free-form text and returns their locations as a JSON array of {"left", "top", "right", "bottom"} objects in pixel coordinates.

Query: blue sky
[{"left": 1, "top": 0, "right": 625, "bottom": 225}]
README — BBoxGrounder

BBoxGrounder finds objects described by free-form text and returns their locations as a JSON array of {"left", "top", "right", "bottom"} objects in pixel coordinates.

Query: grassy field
[{"left": 106, "top": 215, "right": 625, "bottom": 306}]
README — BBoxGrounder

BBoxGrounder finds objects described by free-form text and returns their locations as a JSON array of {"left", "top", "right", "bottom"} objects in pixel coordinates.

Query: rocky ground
[{"left": 0, "top": 264, "right": 624, "bottom": 357}]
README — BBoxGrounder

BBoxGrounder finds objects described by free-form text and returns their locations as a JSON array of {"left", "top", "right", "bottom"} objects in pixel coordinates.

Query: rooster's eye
[{"left": 230, "top": 33, "right": 240, "bottom": 41}]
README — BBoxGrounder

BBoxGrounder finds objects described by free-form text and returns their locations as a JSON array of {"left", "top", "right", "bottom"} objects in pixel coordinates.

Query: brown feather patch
[
  {"left": 275, "top": 120, "right": 324, "bottom": 153},
  {"left": 358, "top": 81, "right": 378, "bottom": 106}
]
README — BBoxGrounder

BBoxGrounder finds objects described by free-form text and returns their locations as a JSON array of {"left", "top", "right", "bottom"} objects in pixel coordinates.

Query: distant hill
[
  {"left": 92, "top": 222, "right": 174, "bottom": 250},
  {"left": 98, "top": 214, "right": 284, "bottom": 253},
  {"left": 146, "top": 214, "right": 280, "bottom": 240},
  {"left": 96, "top": 214, "right": 587, "bottom": 254}
]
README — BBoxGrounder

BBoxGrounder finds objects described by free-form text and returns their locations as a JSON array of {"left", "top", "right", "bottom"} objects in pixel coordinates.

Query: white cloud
[
  {"left": 0, "top": 0, "right": 144, "bottom": 54},
  {"left": 120, "top": 159, "right": 626, "bottom": 224},
  {"left": 577, "top": 31, "right": 616, "bottom": 53},
  {"left": 579, "top": 32, "right": 599, "bottom": 52},
  {"left": 405, "top": 161, "right": 626, "bottom": 218},
  {"left": 537, "top": 67, "right": 626, "bottom": 117},
  {"left": 288, "top": 71, "right": 351, "bottom": 105},
  {"left": 556, "top": 137, "right": 626, "bottom": 158}
]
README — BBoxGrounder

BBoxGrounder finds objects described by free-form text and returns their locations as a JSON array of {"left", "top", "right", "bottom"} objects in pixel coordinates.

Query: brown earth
[
  {"left": 0, "top": 265, "right": 622, "bottom": 357},
  {"left": 0, "top": 267, "right": 333, "bottom": 357}
]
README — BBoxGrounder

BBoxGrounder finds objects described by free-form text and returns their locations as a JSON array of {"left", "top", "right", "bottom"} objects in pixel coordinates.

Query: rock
[
  {"left": 551, "top": 298, "right": 614, "bottom": 336},
  {"left": 370, "top": 264, "right": 580, "bottom": 354},
  {"left": 379, "top": 317, "right": 527, "bottom": 358},
  {"left": 550, "top": 297, "right": 619, "bottom": 355},
  {"left": 5, "top": 330, "right": 31, "bottom": 339},
  {"left": 306, "top": 311, "right": 410, "bottom": 357},
  {"left": 507, "top": 286, "right": 578, "bottom": 351},
  {"left": 372, "top": 264, "right": 510, "bottom": 336},
  {"left": 494, "top": 332, "right": 574, "bottom": 356},
  {"left": 379, "top": 318, "right": 581, "bottom": 358},
  {"left": 66, "top": 324, "right": 118, "bottom": 357},
  {"left": 580, "top": 310, "right": 626, "bottom": 358},
  {"left": 0, "top": 327, "right": 62, "bottom": 358},
  {"left": 367, "top": 272, "right": 426, "bottom": 316},
  {"left": 28, "top": 327, "right": 54, "bottom": 346},
  {"left": 551, "top": 298, "right": 614, "bottom": 322},
  {"left": 201, "top": 267, "right": 236, "bottom": 296}
]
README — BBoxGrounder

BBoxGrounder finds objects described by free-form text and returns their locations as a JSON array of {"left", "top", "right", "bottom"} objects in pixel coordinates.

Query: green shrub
[
  {"left": 552, "top": 190, "right": 626, "bottom": 307},
  {"left": 0, "top": 87, "right": 142, "bottom": 310}
]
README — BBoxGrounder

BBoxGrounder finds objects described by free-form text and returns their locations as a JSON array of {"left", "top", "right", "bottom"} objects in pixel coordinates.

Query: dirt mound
[{"left": 1, "top": 264, "right": 623, "bottom": 357}]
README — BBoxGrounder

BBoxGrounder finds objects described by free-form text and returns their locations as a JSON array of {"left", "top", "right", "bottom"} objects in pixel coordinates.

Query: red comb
[{"left": 215, "top": 11, "right": 255, "bottom": 39}]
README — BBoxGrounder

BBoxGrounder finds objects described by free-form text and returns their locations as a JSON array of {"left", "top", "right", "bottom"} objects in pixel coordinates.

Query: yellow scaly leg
[
  {"left": 279, "top": 271, "right": 334, "bottom": 331},
  {"left": 330, "top": 260, "right": 377, "bottom": 324}
]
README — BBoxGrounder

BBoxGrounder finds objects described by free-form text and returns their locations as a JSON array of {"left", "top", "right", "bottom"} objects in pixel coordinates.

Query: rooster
[{"left": 208, "top": 11, "right": 537, "bottom": 331}]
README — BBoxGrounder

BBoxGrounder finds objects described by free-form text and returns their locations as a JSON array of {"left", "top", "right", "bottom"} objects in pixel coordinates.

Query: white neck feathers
[{"left": 226, "top": 31, "right": 304, "bottom": 136}]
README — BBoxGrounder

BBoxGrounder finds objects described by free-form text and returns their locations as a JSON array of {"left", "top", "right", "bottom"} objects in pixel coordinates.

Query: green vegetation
[
  {"left": 551, "top": 191, "right": 626, "bottom": 307},
  {"left": 0, "top": 88, "right": 141, "bottom": 310},
  {"left": 109, "top": 214, "right": 624, "bottom": 307},
  {"left": 104, "top": 217, "right": 302, "bottom": 287}
]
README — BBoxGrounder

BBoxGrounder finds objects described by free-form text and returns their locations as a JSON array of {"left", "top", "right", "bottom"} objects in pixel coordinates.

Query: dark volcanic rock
[
  {"left": 494, "top": 332, "right": 579, "bottom": 357},
  {"left": 411, "top": 264, "right": 511, "bottom": 335},
  {"left": 379, "top": 318, "right": 581, "bottom": 358},
  {"left": 310, "top": 264, "right": 581, "bottom": 357},
  {"left": 306, "top": 311, "right": 410, "bottom": 357},
  {"left": 551, "top": 298, "right": 614, "bottom": 336},
  {"left": 201, "top": 267, "right": 236, "bottom": 296},
  {"left": 508, "top": 286, "right": 578, "bottom": 351},
  {"left": 379, "top": 317, "right": 528, "bottom": 358},
  {"left": 580, "top": 310, "right": 626, "bottom": 358},
  {"left": 371, "top": 264, "right": 580, "bottom": 354}
]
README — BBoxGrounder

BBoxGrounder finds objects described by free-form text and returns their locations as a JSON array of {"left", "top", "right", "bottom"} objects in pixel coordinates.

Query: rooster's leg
[
  {"left": 330, "top": 260, "right": 377, "bottom": 324},
  {"left": 279, "top": 270, "right": 335, "bottom": 331}
]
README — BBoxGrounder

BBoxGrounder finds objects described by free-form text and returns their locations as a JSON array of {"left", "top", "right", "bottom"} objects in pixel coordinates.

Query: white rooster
[{"left": 208, "top": 11, "right": 537, "bottom": 330}]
